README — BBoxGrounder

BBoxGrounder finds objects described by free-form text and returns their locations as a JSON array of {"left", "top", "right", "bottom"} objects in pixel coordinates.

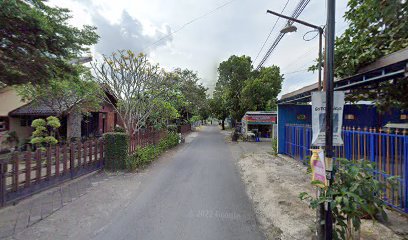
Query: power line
[
  {"left": 253, "top": 0, "right": 290, "bottom": 63},
  {"left": 255, "top": 0, "right": 311, "bottom": 70},
  {"left": 141, "top": 0, "right": 240, "bottom": 52}
]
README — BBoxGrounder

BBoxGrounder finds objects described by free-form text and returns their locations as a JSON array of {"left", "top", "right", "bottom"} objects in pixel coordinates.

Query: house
[{"left": 0, "top": 86, "right": 117, "bottom": 149}]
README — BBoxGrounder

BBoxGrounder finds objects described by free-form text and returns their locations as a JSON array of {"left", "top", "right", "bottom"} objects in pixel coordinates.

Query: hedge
[
  {"left": 126, "top": 131, "right": 179, "bottom": 171},
  {"left": 103, "top": 132, "right": 129, "bottom": 170}
]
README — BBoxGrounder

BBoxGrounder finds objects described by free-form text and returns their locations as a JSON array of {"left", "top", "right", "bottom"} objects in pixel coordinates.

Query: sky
[{"left": 48, "top": 0, "right": 350, "bottom": 97}]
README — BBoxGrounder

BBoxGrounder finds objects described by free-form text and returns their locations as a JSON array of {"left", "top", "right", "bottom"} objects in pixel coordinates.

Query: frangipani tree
[{"left": 91, "top": 50, "right": 171, "bottom": 135}]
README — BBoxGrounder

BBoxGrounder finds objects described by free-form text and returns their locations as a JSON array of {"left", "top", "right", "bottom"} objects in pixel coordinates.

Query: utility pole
[{"left": 324, "top": 0, "right": 335, "bottom": 239}]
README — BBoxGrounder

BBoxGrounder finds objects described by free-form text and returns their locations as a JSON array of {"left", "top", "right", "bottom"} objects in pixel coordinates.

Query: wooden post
[
  {"left": 12, "top": 153, "right": 19, "bottom": 192},
  {"left": 55, "top": 145, "right": 60, "bottom": 177},
  {"left": 70, "top": 144, "right": 75, "bottom": 178},
  {"left": 63, "top": 144, "right": 68, "bottom": 175},
  {"left": 77, "top": 141, "right": 82, "bottom": 168},
  {"left": 0, "top": 161, "right": 6, "bottom": 207},
  {"left": 46, "top": 147, "right": 52, "bottom": 180},
  {"left": 25, "top": 151, "right": 31, "bottom": 187},
  {"left": 35, "top": 149, "right": 41, "bottom": 183}
]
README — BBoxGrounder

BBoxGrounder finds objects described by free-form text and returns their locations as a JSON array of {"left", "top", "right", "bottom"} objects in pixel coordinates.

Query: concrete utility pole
[{"left": 324, "top": 0, "right": 335, "bottom": 239}]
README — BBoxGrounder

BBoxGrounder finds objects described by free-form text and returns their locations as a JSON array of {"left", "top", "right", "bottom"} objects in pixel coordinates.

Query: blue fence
[{"left": 283, "top": 124, "right": 408, "bottom": 213}]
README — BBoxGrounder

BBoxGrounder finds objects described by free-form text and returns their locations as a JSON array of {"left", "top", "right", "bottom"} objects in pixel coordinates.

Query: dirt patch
[{"left": 230, "top": 142, "right": 404, "bottom": 240}]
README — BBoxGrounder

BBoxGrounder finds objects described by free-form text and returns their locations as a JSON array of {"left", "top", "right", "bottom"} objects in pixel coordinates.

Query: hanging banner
[
  {"left": 311, "top": 91, "right": 345, "bottom": 146},
  {"left": 310, "top": 149, "right": 327, "bottom": 188}
]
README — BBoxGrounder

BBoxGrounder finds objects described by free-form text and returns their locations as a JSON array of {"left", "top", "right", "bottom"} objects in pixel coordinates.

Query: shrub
[
  {"left": 271, "top": 137, "right": 278, "bottom": 156},
  {"left": 166, "top": 125, "right": 178, "bottom": 133},
  {"left": 30, "top": 116, "right": 60, "bottom": 150},
  {"left": 125, "top": 132, "right": 180, "bottom": 170},
  {"left": 300, "top": 158, "right": 398, "bottom": 239},
  {"left": 103, "top": 132, "right": 129, "bottom": 170}
]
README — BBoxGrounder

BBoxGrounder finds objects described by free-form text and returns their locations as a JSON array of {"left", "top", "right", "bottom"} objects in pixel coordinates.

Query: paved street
[{"left": 8, "top": 126, "right": 264, "bottom": 240}]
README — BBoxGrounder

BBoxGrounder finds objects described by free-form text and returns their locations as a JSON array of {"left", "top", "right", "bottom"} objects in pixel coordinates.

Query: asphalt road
[{"left": 94, "top": 126, "right": 264, "bottom": 240}]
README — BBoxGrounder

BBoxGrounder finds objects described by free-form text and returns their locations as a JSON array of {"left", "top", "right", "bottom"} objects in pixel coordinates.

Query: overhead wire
[
  {"left": 253, "top": 0, "right": 290, "bottom": 63},
  {"left": 255, "top": 0, "right": 311, "bottom": 70},
  {"left": 141, "top": 0, "right": 240, "bottom": 52}
]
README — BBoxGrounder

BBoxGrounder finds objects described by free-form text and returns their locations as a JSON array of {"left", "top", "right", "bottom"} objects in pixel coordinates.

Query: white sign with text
[{"left": 311, "top": 91, "right": 345, "bottom": 146}]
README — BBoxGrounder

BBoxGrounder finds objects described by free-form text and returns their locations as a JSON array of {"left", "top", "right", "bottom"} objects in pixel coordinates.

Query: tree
[
  {"left": 309, "top": 0, "right": 408, "bottom": 110},
  {"left": 210, "top": 85, "right": 229, "bottom": 130},
  {"left": 171, "top": 68, "right": 208, "bottom": 122},
  {"left": 0, "top": 0, "right": 99, "bottom": 85},
  {"left": 91, "top": 50, "right": 171, "bottom": 135},
  {"left": 241, "top": 66, "right": 283, "bottom": 111},
  {"left": 30, "top": 116, "right": 61, "bottom": 150},
  {"left": 17, "top": 65, "right": 102, "bottom": 140},
  {"left": 217, "top": 55, "right": 252, "bottom": 122}
]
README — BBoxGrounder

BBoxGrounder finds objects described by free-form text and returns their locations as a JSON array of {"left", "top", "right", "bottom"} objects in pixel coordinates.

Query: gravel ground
[{"left": 225, "top": 134, "right": 406, "bottom": 240}]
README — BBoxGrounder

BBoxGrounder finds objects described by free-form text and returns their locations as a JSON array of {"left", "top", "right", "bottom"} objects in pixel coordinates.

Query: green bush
[
  {"left": 166, "top": 125, "right": 178, "bottom": 133},
  {"left": 103, "top": 132, "right": 129, "bottom": 170},
  {"left": 126, "top": 132, "right": 180, "bottom": 170},
  {"left": 271, "top": 137, "right": 278, "bottom": 156}
]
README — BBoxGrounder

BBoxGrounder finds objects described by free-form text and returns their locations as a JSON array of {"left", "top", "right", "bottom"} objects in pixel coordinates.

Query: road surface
[{"left": 13, "top": 126, "right": 264, "bottom": 240}]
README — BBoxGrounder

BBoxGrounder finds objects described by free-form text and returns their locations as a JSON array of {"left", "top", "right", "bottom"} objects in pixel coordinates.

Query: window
[
  {"left": 401, "top": 114, "right": 407, "bottom": 120},
  {"left": 345, "top": 114, "right": 355, "bottom": 120},
  {"left": 0, "top": 117, "right": 7, "bottom": 131}
]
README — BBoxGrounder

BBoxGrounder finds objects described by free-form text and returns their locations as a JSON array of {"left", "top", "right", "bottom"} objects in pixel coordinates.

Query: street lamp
[
  {"left": 266, "top": 10, "right": 323, "bottom": 91},
  {"left": 280, "top": 25, "right": 297, "bottom": 34}
]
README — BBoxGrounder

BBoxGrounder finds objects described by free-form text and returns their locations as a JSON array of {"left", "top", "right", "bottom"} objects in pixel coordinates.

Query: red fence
[
  {"left": 0, "top": 139, "right": 104, "bottom": 207},
  {"left": 0, "top": 124, "right": 191, "bottom": 207},
  {"left": 180, "top": 124, "right": 191, "bottom": 135},
  {"left": 129, "top": 129, "right": 167, "bottom": 154}
]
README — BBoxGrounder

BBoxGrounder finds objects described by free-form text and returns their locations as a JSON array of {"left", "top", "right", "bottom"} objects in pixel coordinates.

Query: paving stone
[
  {"left": 52, "top": 189, "right": 63, "bottom": 211},
  {"left": 0, "top": 224, "right": 14, "bottom": 238},
  {"left": 13, "top": 211, "right": 30, "bottom": 232}
]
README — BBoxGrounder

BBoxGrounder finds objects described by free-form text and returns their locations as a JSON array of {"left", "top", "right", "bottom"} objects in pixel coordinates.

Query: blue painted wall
[{"left": 278, "top": 103, "right": 407, "bottom": 154}]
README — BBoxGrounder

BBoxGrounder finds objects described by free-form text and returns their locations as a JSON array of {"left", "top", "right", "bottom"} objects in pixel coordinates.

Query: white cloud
[{"left": 49, "top": 0, "right": 350, "bottom": 96}]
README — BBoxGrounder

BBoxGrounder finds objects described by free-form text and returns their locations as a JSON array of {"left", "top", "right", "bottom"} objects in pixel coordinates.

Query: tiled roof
[{"left": 9, "top": 102, "right": 62, "bottom": 117}]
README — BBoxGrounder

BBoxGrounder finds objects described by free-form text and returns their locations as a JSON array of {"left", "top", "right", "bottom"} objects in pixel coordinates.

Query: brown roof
[{"left": 9, "top": 102, "right": 62, "bottom": 117}]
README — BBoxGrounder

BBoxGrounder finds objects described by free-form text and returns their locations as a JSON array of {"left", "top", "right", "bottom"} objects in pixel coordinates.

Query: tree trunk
[
  {"left": 221, "top": 119, "right": 225, "bottom": 130},
  {"left": 67, "top": 109, "right": 82, "bottom": 141}
]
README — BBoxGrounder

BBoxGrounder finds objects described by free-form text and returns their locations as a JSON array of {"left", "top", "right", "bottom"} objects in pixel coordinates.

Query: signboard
[
  {"left": 311, "top": 91, "right": 345, "bottom": 146},
  {"left": 310, "top": 149, "right": 327, "bottom": 188},
  {"left": 243, "top": 115, "right": 277, "bottom": 124}
]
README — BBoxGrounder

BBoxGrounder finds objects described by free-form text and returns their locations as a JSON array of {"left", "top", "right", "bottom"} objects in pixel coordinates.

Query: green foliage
[
  {"left": 2, "top": 131, "right": 19, "bottom": 147},
  {"left": 189, "top": 115, "right": 201, "bottom": 124},
  {"left": 212, "top": 55, "right": 283, "bottom": 124},
  {"left": 241, "top": 66, "right": 283, "bottom": 111},
  {"left": 0, "top": 0, "right": 99, "bottom": 85},
  {"left": 309, "top": 0, "right": 408, "bottom": 111},
  {"left": 300, "top": 158, "right": 398, "bottom": 239},
  {"left": 103, "top": 132, "right": 129, "bottom": 171},
  {"left": 114, "top": 125, "right": 126, "bottom": 133},
  {"left": 17, "top": 65, "right": 102, "bottom": 117},
  {"left": 30, "top": 116, "right": 61, "bottom": 149},
  {"left": 126, "top": 132, "right": 179, "bottom": 170},
  {"left": 166, "top": 68, "right": 209, "bottom": 122},
  {"left": 271, "top": 137, "right": 278, "bottom": 156},
  {"left": 216, "top": 55, "right": 252, "bottom": 121},
  {"left": 166, "top": 125, "right": 178, "bottom": 133}
]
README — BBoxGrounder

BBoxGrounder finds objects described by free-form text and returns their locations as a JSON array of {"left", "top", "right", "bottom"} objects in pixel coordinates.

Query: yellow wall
[
  {"left": 0, "top": 87, "right": 27, "bottom": 116},
  {"left": 9, "top": 117, "right": 32, "bottom": 143}
]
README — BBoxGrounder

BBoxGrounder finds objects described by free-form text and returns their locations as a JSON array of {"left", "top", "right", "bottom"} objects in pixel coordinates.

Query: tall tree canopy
[
  {"left": 0, "top": 0, "right": 99, "bottom": 85},
  {"left": 241, "top": 66, "right": 283, "bottom": 111},
  {"left": 212, "top": 55, "right": 283, "bottom": 124},
  {"left": 171, "top": 68, "right": 208, "bottom": 122},
  {"left": 308, "top": 0, "right": 408, "bottom": 110},
  {"left": 217, "top": 55, "right": 252, "bottom": 121},
  {"left": 335, "top": 0, "right": 408, "bottom": 78}
]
